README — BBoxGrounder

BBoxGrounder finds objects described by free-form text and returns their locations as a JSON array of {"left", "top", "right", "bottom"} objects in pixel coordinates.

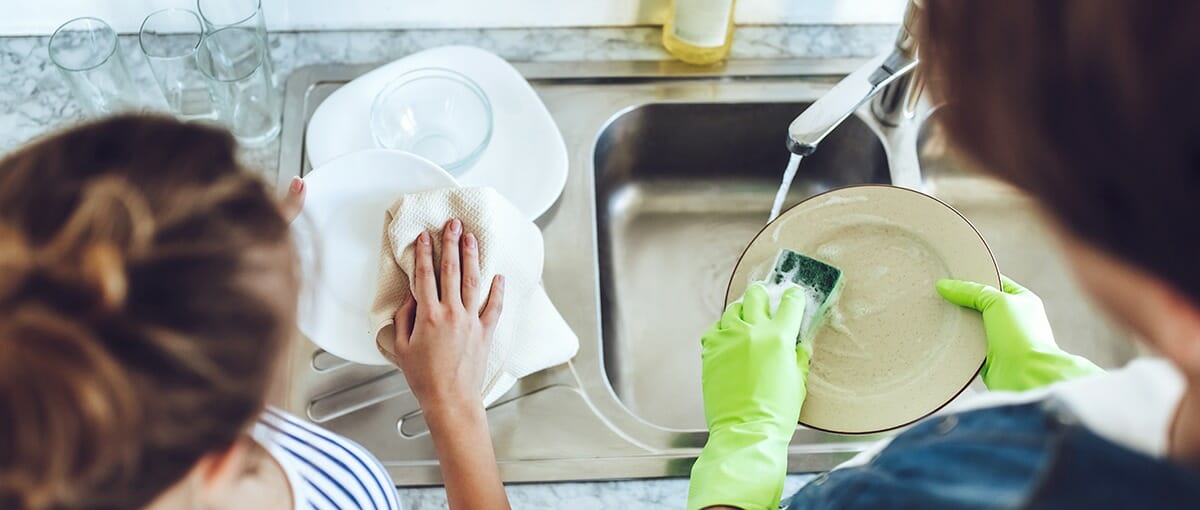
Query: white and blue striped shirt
[{"left": 253, "top": 407, "right": 402, "bottom": 510}]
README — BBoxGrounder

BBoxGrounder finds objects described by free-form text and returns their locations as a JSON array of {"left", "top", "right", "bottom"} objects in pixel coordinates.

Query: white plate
[
  {"left": 727, "top": 185, "right": 999, "bottom": 434},
  {"left": 294, "top": 149, "right": 459, "bottom": 365},
  {"left": 305, "top": 46, "right": 568, "bottom": 221}
]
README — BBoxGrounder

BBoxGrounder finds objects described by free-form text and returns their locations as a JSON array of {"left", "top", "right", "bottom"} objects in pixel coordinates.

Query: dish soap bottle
[{"left": 662, "top": 0, "right": 736, "bottom": 65}]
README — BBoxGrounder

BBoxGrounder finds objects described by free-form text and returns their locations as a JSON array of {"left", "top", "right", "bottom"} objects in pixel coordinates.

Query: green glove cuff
[
  {"left": 687, "top": 423, "right": 792, "bottom": 510},
  {"left": 983, "top": 345, "right": 1104, "bottom": 392}
]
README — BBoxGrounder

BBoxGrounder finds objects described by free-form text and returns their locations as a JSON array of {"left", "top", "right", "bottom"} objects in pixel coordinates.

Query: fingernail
[
  {"left": 450, "top": 219, "right": 462, "bottom": 234},
  {"left": 289, "top": 176, "right": 303, "bottom": 193},
  {"left": 464, "top": 233, "right": 476, "bottom": 248},
  {"left": 418, "top": 231, "right": 430, "bottom": 245},
  {"left": 496, "top": 274, "right": 505, "bottom": 288}
]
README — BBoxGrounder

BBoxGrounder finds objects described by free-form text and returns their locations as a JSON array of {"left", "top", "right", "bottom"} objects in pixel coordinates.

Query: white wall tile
[{"left": 9, "top": 0, "right": 905, "bottom": 36}]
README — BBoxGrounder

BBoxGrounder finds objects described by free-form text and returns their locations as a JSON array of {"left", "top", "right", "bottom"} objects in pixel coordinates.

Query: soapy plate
[
  {"left": 304, "top": 46, "right": 568, "bottom": 221},
  {"left": 728, "top": 185, "right": 999, "bottom": 434},
  {"left": 293, "top": 149, "right": 459, "bottom": 365}
]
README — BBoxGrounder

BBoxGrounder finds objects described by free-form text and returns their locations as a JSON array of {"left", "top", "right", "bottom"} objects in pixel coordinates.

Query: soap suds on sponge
[
  {"left": 762, "top": 279, "right": 825, "bottom": 326},
  {"left": 760, "top": 249, "right": 844, "bottom": 351}
]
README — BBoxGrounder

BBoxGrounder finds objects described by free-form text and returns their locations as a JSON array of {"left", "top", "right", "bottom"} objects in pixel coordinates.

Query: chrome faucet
[{"left": 786, "top": 0, "right": 923, "bottom": 156}]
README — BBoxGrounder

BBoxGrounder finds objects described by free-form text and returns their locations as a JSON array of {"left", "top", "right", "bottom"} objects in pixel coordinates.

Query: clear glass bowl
[{"left": 370, "top": 68, "right": 493, "bottom": 174}]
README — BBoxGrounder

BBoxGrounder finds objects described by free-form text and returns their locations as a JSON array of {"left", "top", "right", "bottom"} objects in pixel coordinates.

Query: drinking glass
[
  {"left": 139, "top": 9, "right": 215, "bottom": 120},
  {"left": 195, "top": 0, "right": 275, "bottom": 86},
  {"left": 48, "top": 17, "right": 140, "bottom": 115},
  {"left": 196, "top": 27, "right": 281, "bottom": 145}
]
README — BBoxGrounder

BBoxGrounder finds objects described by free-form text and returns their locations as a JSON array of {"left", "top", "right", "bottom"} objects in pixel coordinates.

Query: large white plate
[
  {"left": 294, "top": 149, "right": 458, "bottom": 365},
  {"left": 305, "top": 46, "right": 568, "bottom": 221},
  {"left": 727, "top": 185, "right": 999, "bottom": 434}
]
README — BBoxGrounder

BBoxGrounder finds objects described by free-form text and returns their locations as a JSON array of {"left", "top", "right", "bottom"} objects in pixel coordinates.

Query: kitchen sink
[
  {"left": 595, "top": 102, "right": 889, "bottom": 430},
  {"left": 275, "top": 59, "right": 1136, "bottom": 486}
]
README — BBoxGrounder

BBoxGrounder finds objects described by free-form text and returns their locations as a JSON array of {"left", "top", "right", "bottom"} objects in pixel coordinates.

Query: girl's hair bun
[
  {"left": 0, "top": 305, "right": 140, "bottom": 509},
  {"left": 0, "top": 115, "right": 294, "bottom": 509}
]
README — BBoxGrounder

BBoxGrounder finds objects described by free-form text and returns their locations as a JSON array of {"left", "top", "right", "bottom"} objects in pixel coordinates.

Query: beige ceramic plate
[{"left": 727, "top": 185, "right": 999, "bottom": 434}]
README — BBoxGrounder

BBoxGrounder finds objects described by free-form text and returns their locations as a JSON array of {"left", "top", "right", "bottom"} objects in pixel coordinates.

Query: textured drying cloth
[{"left": 370, "top": 187, "right": 578, "bottom": 405}]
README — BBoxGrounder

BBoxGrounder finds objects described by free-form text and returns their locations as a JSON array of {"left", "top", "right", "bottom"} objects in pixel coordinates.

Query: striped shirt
[{"left": 252, "top": 407, "right": 402, "bottom": 510}]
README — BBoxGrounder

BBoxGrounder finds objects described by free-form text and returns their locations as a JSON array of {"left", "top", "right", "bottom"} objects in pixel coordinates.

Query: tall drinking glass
[
  {"left": 196, "top": 27, "right": 281, "bottom": 145},
  {"left": 195, "top": 0, "right": 275, "bottom": 86},
  {"left": 48, "top": 17, "right": 140, "bottom": 115},
  {"left": 139, "top": 9, "right": 215, "bottom": 120}
]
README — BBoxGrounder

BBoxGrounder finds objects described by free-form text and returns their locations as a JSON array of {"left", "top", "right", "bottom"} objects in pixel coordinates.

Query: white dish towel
[{"left": 370, "top": 187, "right": 578, "bottom": 405}]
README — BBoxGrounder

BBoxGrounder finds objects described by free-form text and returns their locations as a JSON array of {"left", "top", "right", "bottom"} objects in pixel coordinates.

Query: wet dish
[
  {"left": 727, "top": 185, "right": 999, "bottom": 434},
  {"left": 293, "top": 149, "right": 458, "bottom": 365}
]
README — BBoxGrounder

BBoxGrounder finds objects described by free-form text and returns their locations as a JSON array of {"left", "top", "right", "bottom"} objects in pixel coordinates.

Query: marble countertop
[
  {"left": 0, "top": 25, "right": 894, "bottom": 171},
  {"left": 0, "top": 25, "right": 893, "bottom": 507}
]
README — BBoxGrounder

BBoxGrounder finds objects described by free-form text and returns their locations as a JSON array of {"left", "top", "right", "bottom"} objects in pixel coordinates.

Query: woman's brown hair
[
  {"left": 0, "top": 115, "right": 295, "bottom": 509},
  {"left": 920, "top": 1, "right": 1200, "bottom": 304}
]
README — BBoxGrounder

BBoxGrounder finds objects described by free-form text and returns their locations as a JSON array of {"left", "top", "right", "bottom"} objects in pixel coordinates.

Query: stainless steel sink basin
[
  {"left": 275, "top": 59, "right": 1135, "bottom": 487},
  {"left": 595, "top": 102, "right": 889, "bottom": 430}
]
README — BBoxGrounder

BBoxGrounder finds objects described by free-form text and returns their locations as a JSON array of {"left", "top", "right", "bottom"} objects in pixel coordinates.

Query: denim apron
[{"left": 783, "top": 401, "right": 1200, "bottom": 509}]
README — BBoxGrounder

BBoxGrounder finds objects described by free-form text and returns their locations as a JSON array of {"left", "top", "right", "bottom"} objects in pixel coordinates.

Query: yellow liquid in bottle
[{"left": 662, "top": 0, "right": 736, "bottom": 66}]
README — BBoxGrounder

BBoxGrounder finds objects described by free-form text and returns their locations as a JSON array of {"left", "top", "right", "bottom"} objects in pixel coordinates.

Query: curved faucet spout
[
  {"left": 786, "top": 51, "right": 918, "bottom": 156},
  {"left": 786, "top": 0, "right": 922, "bottom": 156}
]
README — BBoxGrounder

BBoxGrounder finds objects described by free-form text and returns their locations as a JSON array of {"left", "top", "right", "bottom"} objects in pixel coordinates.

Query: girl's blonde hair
[{"left": 0, "top": 115, "right": 295, "bottom": 509}]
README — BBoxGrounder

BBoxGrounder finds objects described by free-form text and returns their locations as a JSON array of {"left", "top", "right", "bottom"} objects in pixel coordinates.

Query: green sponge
[{"left": 766, "top": 248, "right": 844, "bottom": 345}]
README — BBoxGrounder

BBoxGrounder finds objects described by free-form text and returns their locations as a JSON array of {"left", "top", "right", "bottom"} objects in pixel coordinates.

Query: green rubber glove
[
  {"left": 937, "top": 275, "right": 1104, "bottom": 392},
  {"left": 687, "top": 283, "right": 809, "bottom": 510}
]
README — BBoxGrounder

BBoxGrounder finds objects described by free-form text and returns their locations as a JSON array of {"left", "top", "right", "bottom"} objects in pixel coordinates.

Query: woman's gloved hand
[
  {"left": 937, "top": 275, "right": 1104, "bottom": 392},
  {"left": 687, "top": 283, "right": 810, "bottom": 510}
]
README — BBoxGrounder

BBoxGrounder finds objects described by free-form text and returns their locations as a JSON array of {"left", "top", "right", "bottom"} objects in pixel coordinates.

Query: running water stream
[{"left": 768, "top": 153, "right": 804, "bottom": 222}]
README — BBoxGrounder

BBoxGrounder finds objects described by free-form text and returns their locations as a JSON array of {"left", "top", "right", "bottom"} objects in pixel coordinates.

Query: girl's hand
[
  {"left": 688, "top": 282, "right": 808, "bottom": 510},
  {"left": 390, "top": 219, "right": 511, "bottom": 510},
  {"left": 392, "top": 219, "right": 505, "bottom": 413},
  {"left": 936, "top": 276, "right": 1102, "bottom": 391}
]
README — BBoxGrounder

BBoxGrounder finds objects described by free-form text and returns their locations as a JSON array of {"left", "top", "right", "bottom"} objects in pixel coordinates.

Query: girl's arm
[
  {"left": 391, "top": 219, "right": 510, "bottom": 510},
  {"left": 423, "top": 402, "right": 508, "bottom": 509}
]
